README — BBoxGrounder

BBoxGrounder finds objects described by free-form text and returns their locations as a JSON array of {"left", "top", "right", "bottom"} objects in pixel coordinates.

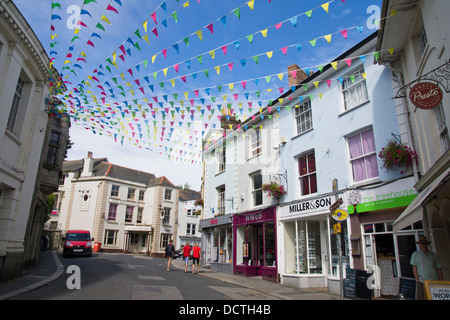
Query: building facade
[
  {"left": 0, "top": 1, "right": 68, "bottom": 282},
  {"left": 177, "top": 188, "right": 202, "bottom": 249},
  {"left": 377, "top": 0, "right": 450, "bottom": 284},
  {"left": 276, "top": 32, "right": 418, "bottom": 296},
  {"left": 50, "top": 152, "right": 180, "bottom": 257}
]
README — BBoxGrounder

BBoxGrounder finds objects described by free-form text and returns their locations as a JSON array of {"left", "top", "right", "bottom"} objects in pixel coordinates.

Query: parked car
[
  {"left": 173, "top": 248, "right": 183, "bottom": 260},
  {"left": 62, "top": 230, "right": 94, "bottom": 257}
]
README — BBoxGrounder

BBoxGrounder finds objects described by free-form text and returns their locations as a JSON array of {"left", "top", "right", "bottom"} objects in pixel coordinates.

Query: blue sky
[{"left": 12, "top": 0, "right": 381, "bottom": 190}]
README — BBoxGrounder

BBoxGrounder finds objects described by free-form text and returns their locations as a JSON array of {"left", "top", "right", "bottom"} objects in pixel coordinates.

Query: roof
[
  {"left": 62, "top": 158, "right": 108, "bottom": 172},
  {"left": 147, "top": 176, "right": 176, "bottom": 188},
  {"left": 179, "top": 189, "right": 201, "bottom": 202}
]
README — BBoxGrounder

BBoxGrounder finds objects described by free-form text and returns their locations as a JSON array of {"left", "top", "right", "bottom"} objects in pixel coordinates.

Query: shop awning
[{"left": 393, "top": 166, "right": 450, "bottom": 232}]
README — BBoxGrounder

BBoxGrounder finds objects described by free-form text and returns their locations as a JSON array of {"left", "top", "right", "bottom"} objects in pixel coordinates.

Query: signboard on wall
[
  {"left": 347, "top": 177, "right": 417, "bottom": 214},
  {"left": 409, "top": 82, "right": 443, "bottom": 110}
]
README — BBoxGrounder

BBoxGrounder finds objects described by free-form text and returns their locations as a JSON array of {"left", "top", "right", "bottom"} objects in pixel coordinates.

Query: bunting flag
[{"left": 47, "top": 0, "right": 389, "bottom": 163}]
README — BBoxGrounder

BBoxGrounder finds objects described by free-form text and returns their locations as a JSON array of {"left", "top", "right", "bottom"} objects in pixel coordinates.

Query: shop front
[
  {"left": 200, "top": 214, "right": 233, "bottom": 274},
  {"left": 278, "top": 194, "right": 348, "bottom": 290},
  {"left": 347, "top": 176, "right": 419, "bottom": 298},
  {"left": 233, "top": 206, "right": 277, "bottom": 282}
]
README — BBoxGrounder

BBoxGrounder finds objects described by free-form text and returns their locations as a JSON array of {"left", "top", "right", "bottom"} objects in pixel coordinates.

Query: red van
[{"left": 63, "top": 230, "right": 93, "bottom": 257}]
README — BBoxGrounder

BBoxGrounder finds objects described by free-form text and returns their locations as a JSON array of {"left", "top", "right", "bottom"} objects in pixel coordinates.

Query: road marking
[
  {"left": 118, "top": 264, "right": 145, "bottom": 270},
  {"left": 138, "top": 275, "right": 165, "bottom": 281},
  {"left": 131, "top": 285, "right": 183, "bottom": 300},
  {"left": 208, "top": 286, "right": 280, "bottom": 300}
]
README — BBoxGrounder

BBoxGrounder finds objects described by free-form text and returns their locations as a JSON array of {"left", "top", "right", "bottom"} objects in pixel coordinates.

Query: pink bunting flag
[
  {"left": 181, "top": 76, "right": 187, "bottom": 82},
  {"left": 340, "top": 29, "right": 348, "bottom": 39},
  {"left": 233, "top": 94, "right": 239, "bottom": 101},
  {"left": 119, "top": 45, "right": 126, "bottom": 55},
  {"left": 87, "top": 40, "right": 95, "bottom": 48},
  {"left": 345, "top": 58, "right": 352, "bottom": 66},
  {"left": 107, "top": 5, "right": 119, "bottom": 14},
  {"left": 241, "top": 81, "right": 247, "bottom": 89},
  {"left": 326, "top": 80, "right": 332, "bottom": 88},
  {"left": 228, "top": 63, "right": 234, "bottom": 71},
  {"left": 194, "top": 90, "right": 199, "bottom": 97},
  {"left": 152, "top": 28, "right": 158, "bottom": 37},
  {"left": 281, "top": 47, "right": 288, "bottom": 55},
  {"left": 127, "top": 68, "right": 133, "bottom": 76},
  {"left": 290, "top": 70, "right": 297, "bottom": 78},
  {"left": 162, "top": 48, "right": 167, "bottom": 58},
  {"left": 139, "top": 87, "right": 145, "bottom": 94},
  {"left": 278, "top": 87, "right": 284, "bottom": 94},
  {"left": 275, "top": 22, "right": 283, "bottom": 29},
  {"left": 151, "top": 12, "right": 157, "bottom": 24},
  {"left": 174, "top": 64, "right": 180, "bottom": 73},
  {"left": 221, "top": 45, "right": 227, "bottom": 55},
  {"left": 206, "top": 23, "right": 214, "bottom": 34}
]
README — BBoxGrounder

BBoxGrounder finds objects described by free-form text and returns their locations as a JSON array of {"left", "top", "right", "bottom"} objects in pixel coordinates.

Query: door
[
  {"left": 394, "top": 234, "right": 416, "bottom": 279},
  {"left": 130, "top": 233, "right": 139, "bottom": 253}
]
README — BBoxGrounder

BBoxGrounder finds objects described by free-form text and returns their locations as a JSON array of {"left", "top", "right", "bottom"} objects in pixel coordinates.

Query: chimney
[
  {"left": 288, "top": 64, "right": 308, "bottom": 87},
  {"left": 81, "top": 151, "right": 94, "bottom": 177},
  {"left": 220, "top": 106, "right": 241, "bottom": 130}
]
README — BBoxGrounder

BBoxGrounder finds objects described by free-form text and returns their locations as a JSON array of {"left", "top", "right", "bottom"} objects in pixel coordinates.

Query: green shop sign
[{"left": 347, "top": 177, "right": 417, "bottom": 214}]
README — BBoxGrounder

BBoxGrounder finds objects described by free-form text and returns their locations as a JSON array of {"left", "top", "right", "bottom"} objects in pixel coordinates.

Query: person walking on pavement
[
  {"left": 192, "top": 242, "right": 201, "bottom": 274},
  {"left": 183, "top": 242, "right": 191, "bottom": 273},
  {"left": 165, "top": 239, "right": 175, "bottom": 271},
  {"left": 410, "top": 235, "right": 444, "bottom": 299}
]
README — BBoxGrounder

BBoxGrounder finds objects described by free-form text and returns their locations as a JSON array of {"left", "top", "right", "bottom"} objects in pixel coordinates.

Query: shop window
[
  {"left": 212, "top": 226, "right": 232, "bottom": 263},
  {"left": 286, "top": 220, "right": 323, "bottom": 274},
  {"left": 329, "top": 219, "right": 349, "bottom": 277},
  {"left": 348, "top": 128, "right": 379, "bottom": 183},
  {"left": 298, "top": 150, "right": 317, "bottom": 196}
]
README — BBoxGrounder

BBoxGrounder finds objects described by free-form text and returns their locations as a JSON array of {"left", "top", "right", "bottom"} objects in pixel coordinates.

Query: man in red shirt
[{"left": 192, "top": 242, "right": 201, "bottom": 274}]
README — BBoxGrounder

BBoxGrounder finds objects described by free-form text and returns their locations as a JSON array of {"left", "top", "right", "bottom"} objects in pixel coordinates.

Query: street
[{"left": 11, "top": 252, "right": 278, "bottom": 300}]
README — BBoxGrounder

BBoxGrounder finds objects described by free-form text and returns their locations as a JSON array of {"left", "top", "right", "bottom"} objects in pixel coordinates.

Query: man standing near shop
[{"left": 410, "top": 236, "right": 444, "bottom": 299}]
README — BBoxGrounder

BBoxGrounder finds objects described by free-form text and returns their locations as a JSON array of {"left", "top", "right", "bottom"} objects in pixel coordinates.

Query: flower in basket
[
  {"left": 194, "top": 198, "right": 204, "bottom": 207},
  {"left": 262, "top": 182, "right": 287, "bottom": 199},
  {"left": 378, "top": 139, "right": 418, "bottom": 172}
]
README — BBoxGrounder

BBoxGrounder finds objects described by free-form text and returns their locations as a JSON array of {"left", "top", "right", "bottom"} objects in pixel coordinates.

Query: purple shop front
[{"left": 233, "top": 206, "right": 277, "bottom": 282}]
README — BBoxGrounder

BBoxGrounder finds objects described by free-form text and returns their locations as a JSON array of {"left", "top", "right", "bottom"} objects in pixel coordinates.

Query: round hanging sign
[
  {"left": 409, "top": 82, "right": 443, "bottom": 110},
  {"left": 331, "top": 209, "right": 348, "bottom": 222}
]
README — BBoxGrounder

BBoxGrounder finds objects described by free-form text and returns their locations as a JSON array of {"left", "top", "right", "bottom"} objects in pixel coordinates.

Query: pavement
[{"left": 0, "top": 250, "right": 341, "bottom": 300}]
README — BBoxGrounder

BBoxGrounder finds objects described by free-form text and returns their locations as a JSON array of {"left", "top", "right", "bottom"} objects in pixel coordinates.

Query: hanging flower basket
[
  {"left": 262, "top": 182, "right": 287, "bottom": 199},
  {"left": 194, "top": 198, "right": 204, "bottom": 207},
  {"left": 378, "top": 139, "right": 418, "bottom": 172}
]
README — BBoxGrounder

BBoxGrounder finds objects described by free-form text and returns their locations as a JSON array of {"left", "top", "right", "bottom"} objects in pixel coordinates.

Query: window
[
  {"left": 413, "top": 24, "right": 428, "bottom": 62},
  {"left": 104, "top": 230, "right": 118, "bottom": 246},
  {"left": 137, "top": 207, "right": 143, "bottom": 224},
  {"left": 187, "top": 208, "right": 193, "bottom": 216},
  {"left": 127, "top": 188, "right": 135, "bottom": 200},
  {"left": 298, "top": 151, "right": 317, "bottom": 196},
  {"left": 7, "top": 77, "right": 25, "bottom": 132},
  {"left": 251, "top": 172, "right": 263, "bottom": 206},
  {"left": 164, "top": 189, "right": 172, "bottom": 201},
  {"left": 217, "top": 185, "right": 225, "bottom": 215},
  {"left": 218, "top": 144, "right": 226, "bottom": 173},
  {"left": 46, "top": 132, "right": 61, "bottom": 165},
  {"left": 108, "top": 204, "right": 118, "bottom": 221},
  {"left": 138, "top": 190, "right": 145, "bottom": 201},
  {"left": 162, "top": 207, "right": 171, "bottom": 224},
  {"left": 251, "top": 129, "right": 262, "bottom": 157},
  {"left": 160, "top": 234, "right": 171, "bottom": 250},
  {"left": 436, "top": 105, "right": 450, "bottom": 153},
  {"left": 187, "top": 223, "right": 196, "bottom": 236},
  {"left": 111, "top": 185, "right": 120, "bottom": 197},
  {"left": 348, "top": 128, "right": 379, "bottom": 182},
  {"left": 294, "top": 100, "right": 313, "bottom": 135},
  {"left": 342, "top": 68, "right": 369, "bottom": 110},
  {"left": 59, "top": 173, "right": 66, "bottom": 186},
  {"left": 125, "top": 206, "right": 134, "bottom": 223}
]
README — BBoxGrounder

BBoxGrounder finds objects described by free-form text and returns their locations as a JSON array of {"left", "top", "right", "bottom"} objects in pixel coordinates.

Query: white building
[
  {"left": 377, "top": 0, "right": 450, "bottom": 284},
  {"left": 177, "top": 188, "right": 201, "bottom": 249},
  {"left": 0, "top": 1, "right": 68, "bottom": 282},
  {"left": 50, "top": 152, "right": 179, "bottom": 256}
]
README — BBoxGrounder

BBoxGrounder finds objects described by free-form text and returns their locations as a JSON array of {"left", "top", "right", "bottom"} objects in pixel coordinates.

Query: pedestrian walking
[
  {"left": 410, "top": 236, "right": 444, "bottom": 299},
  {"left": 183, "top": 242, "right": 191, "bottom": 273},
  {"left": 192, "top": 242, "right": 201, "bottom": 274},
  {"left": 165, "top": 239, "right": 175, "bottom": 271}
]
